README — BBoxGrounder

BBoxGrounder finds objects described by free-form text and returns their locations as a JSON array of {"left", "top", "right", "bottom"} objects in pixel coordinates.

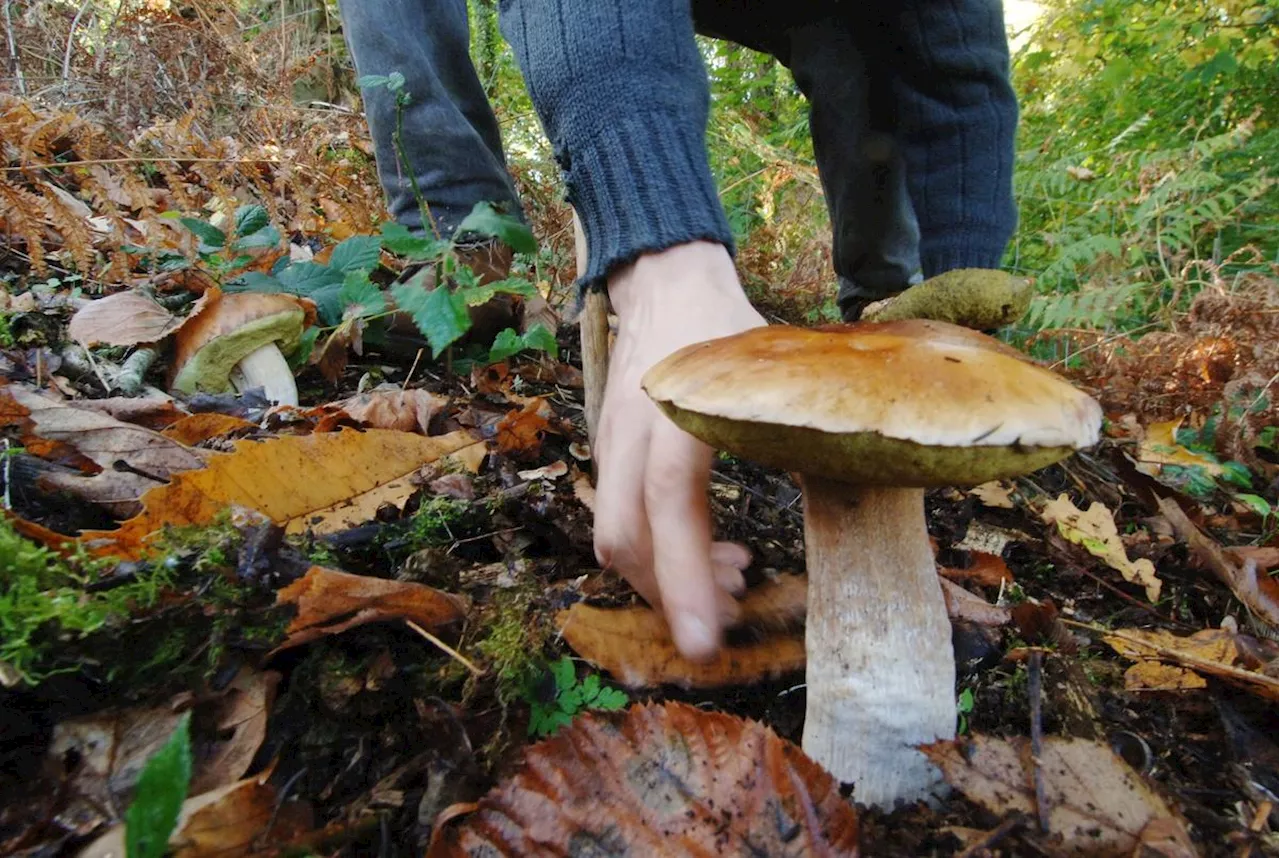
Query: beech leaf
[
  {"left": 1041, "top": 494, "right": 1162, "bottom": 601},
  {"left": 427, "top": 702, "right": 860, "bottom": 857}
]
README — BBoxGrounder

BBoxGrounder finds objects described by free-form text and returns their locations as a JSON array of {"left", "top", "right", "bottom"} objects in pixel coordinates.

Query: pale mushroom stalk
[
  {"left": 801, "top": 478, "right": 952, "bottom": 807},
  {"left": 228, "top": 342, "right": 299, "bottom": 406}
]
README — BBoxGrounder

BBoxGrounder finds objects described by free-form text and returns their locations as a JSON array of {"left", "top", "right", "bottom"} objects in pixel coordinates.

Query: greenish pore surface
[
  {"left": 863, "top": 269, "right": 1033, "bottom": 330},
  {"left": 170, "top": 309, "right": 304, "bottom": 394},
  {"left": 662, "top": 405, "right": 1075, "bottom": 487}
]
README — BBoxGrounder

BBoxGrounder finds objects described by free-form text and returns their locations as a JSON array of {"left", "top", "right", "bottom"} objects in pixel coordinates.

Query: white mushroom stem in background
[
  {"left": 228, "top": 342, "right": 299, "bottom": 406},
  {"left": 801, "top": 476, "right": 954, "bottom": 807}
]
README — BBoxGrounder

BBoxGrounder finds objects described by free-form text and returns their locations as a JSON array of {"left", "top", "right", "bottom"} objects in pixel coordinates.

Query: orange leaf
[
  {"left": 494, "top": 398, "right": 551, "bottom": 458},
  {"left": 272, "top": 566, "right": 469, "bottom": 652},
  {"left": 333, "top": 385, "right": 448, "bottom": 434},
  {"left": 427, "top": 702, "right": 859, "bottom": 857},
  {"left": 939, "top": 551, "right": 1014, "bottom": 588},
  {"left": 79, "top": 428, "right": 479, "bottom": 559},
  {"left": 161, "top": 413, "right": 257, "bottom": 446},
  {"left": 557, "top": 577, "right": 807, "bottom": 688}
]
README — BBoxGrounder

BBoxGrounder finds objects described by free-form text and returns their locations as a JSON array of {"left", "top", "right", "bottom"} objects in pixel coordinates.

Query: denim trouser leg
[
  {"left": 692, "top": 4, "right": 922, "bottom": 320},
  {"left": 785, "top": 19, "right": 923, "bottom": 319},
  {"left": 338, "top": 0, "right": 523, "bottom": 237}
]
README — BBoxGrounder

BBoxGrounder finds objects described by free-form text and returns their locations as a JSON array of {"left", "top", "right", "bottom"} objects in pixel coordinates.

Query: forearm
[{"left": 499, "top": 0, "right": 734, "bottom": 289}]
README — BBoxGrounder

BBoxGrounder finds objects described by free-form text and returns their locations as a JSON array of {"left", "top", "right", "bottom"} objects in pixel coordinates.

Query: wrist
[{"left": 607, "top": 241, "right": 745, "bottom": 319}]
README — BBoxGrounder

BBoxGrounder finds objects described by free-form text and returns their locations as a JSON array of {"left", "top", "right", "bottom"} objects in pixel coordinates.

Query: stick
[
  {"left": 1028, "top": 649, "right": 1050, "bottom": 834},
  {"left": 955, "top": 815, "right": 1026, "bottom": 858},
  {"left": 405, "top": 620, "right": 485, "bottom": 677},
  {"left": 576, "top": 210, "right": 610, "bottom": 449}
]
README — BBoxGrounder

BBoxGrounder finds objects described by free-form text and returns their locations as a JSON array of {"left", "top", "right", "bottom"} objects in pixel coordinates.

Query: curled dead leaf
[
  {"left": 334, "top": 384, "right": 448, "bottom": 434},
  {"left": 923, "top": 734, "right": 1194, "bottom": 856},
  {"left": 1041, "top": 494, "right": 1162, "bottom": 602},
  {"left": 427, "top": 702, "right": 859, "bottom": 857},
  {"left": 494, "top": 398, "right": 552, "bottom": 458},
  {"left": 1102, "top": 626, "right": 1278, "bottom": 700},
  {"left": 272, "top": 565, "right": 469, "bottom": 653},
  {"left": 161, "top": 412, "right": 257, "bottom": 446}
]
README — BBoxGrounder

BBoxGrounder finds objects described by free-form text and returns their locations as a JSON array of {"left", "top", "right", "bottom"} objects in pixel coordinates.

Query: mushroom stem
[
  {"left": 228, "top": 342, "right": 299, "bottom": 406},
  {"left": 801, "top": 476, "right": 954, "bottom": 808}
]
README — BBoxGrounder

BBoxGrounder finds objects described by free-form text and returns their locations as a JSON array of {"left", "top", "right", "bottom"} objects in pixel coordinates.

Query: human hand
[{"left": 593, "top": 241, "right": 767, "bottom": 660}]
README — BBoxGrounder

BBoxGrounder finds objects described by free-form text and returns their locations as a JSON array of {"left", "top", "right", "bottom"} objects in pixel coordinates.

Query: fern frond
[
  {"left": 38, "top": 183, "right": 96, "bottom": 274},
  {"left": 0, "top": 179, "right": 49, "bottom": 274}
]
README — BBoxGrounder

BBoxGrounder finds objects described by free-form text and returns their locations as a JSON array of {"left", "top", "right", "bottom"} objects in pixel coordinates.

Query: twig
[
  {"left": 3, "top": 438, "right": 12, "bottom": 511},
  {"left": 2, "top": 0, "right": 23, "bottom": 96},
  {"left": 955, "top": 814, "right": 1026, "bottom": 858},
  {"left": 1027, "top": 650, "right": 1051, "bottom": 834},
  {"left": 115, "top": 348, "right": 158, "bottom": 396},
  {"left": 401, "top": 347, "right": 424, "bottom": 391},
  {"left": 405, "top": 619, "right": 484, "bottom": 677},
  {"left": 61, "top": 0, "right": 92, "bottom": 85}
]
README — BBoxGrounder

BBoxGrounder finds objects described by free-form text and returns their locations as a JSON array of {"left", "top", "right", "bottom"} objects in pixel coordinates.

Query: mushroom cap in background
[
  {"left": 169, "top": 290, "right": 314, "bottom": 396},
  {"left": 642, "top": 319, "right": 1102, "bottom": 487}
]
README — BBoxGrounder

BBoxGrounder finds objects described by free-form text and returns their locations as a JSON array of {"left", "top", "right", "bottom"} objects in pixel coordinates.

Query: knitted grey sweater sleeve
[{"left": 499, "top": 0, "right": 734, "bottom": 288}]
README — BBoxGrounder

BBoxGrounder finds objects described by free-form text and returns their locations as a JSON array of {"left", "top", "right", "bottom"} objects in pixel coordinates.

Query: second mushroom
[{"left": 643, "top": 319, "right": 1102, "bottom": 808}]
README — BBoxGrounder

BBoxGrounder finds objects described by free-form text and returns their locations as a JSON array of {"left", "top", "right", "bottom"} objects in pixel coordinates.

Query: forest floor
[{"left": 0, "top": 91, "right": 1277, "bottom": 858}]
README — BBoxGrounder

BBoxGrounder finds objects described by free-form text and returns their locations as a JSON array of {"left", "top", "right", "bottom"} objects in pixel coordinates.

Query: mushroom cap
[
  {"left": 642, "top": 319, "right": 1102, "bottom": 487},
  {"left": 170, "top": 290, "right": 314, "bottom": 396}
]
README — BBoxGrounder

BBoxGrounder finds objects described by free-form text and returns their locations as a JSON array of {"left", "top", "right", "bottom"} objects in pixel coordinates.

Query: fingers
[
  {"left": 711, "top": 541, "right": 752, "bottom": 573},
  {"left": 644, "top": 418, "right": 722, "bottom": 661}
]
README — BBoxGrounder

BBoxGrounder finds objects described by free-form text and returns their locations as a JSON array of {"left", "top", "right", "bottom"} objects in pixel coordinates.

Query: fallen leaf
[
  {"left": 969, "top": 480, "right": 1016, "bottom": 508},
  {"left": 1101, "top": 626, "right": 1278, "bottom": 700},
  {"left": 516, "top": 460, "right": 568, "bottom": 481},
  {"left": 161, "top": 412, "right": 257, "bottom": 446},
  {"left": 558, "top": 579, "right": 808, "bottom": 688},
  {"left": 79, "top": 397, "right": 186, "bottom": 430},
  {"left": 272, "top": 565, "right": 469, "bottom": 653},
  {"left": 189, "top": 668, "right": 279, "bottom": 795},
  {"left": 923, "top": 735, "right": 1194, "bottom": 856},
  {"left": 1041, "top": 494, "right": 1162, "bottom": 601},
  {"left": 1156, "top": 497, "right": 1278, "bottom": 627},
  {"left": 68, "top": 290, "right": 184, "bottom": 346},
  {"left": 442, "top": 440, "right": 488, "bottom": 474},
  {"left": 939, "top": 578, "right": 1012, "bottom": 627},
  {"left": 333, "top": 385, "right": 448, "bottom": 434},
  {"left": 493, "top": 398, "right": 551, "bottom": 458},
  {"left": 78, "top": 774, "right": 314, "bottom": 858},
  {"left": 3, "top": 384, "right": 205, "bottom": 516},
  {"left": 1226, "top": 545, "right": 1279, "bottom": 571},
  {"left": 939, "top": 551, "right": 1013, "bottom": 588},
  {"left": 1137, "top": 418, "right": 1225, "bottom": 477},
  {"left": 79, "top": 428, "right": 479, "bottom": 558},
  {"left": 1123, "top": 661, "right": 1207, "bottom": 692},
  {"left": 427, "top": 702, "right": 859, "bottom": 857}
]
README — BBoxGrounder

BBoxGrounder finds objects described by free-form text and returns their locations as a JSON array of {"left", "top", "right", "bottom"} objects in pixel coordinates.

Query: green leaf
[
  {"left": 1234, "top": 493, "right": 1272, "bottom": 519},
  {"left": 226, "top": 271, "right": 283, "bottom": 293},
  {"left": 591, "top": 687, "right": 628, "bottom": 711},
  {"left": 233, "top": 204, "right": 270, "bottom": 238},
  {"left": 124, "top": 713, "right": 192, "bottom": 858},
  {"left": 339, "top": 271, "right": 387, "bottom": 318},
  {"left": 179, "top": 217, "right": 226, "bottom": 251},
  {"left": 558, "top": 686, "right": 584, "bottom": 712},
  {"left": 520, "top": 324, "right": 559, "bottom": 358},
  {"left": 455, "top": 201, "right": 537, "bottom": 254},
  {"left": 277, "top": 261, "right": 344, "bottom": 295},
  {"left": 328, "top": 235, "right": 383, "bottom": 274},
  {"left": 550, "top": 656, "right": 576, "bottom": 693},
  {"left": 1219, "top": 460, "right": 1254, "bottom": 490},
  {"left": 290, "top": 326, "right": 320, "bottom": 369},
  {"left": 387, "top": 71, "right": 406, "bottom": 91},
  {"left": 459, "top": 277, "right": 536, "bottom": 308},
  {"left": 381, "top": 222, "right": 449, "bottom": 260},
  {"left": 957, "top": 688, "right": 975, "bottom": 714},
  {"left": 232, "top": 224, "right": 281, "bottom": 252},
  {"left": 390, "top": 281, "right": 471, "bottom": 357},
  {"left": 487, "top": 328, "right": 524, "bottom": 363},
  {"left": 357, "top": 74, "right": 390, "bottom": 88},
  {"left": 579, "top": 673, "right": 601, "bottom": 703}
]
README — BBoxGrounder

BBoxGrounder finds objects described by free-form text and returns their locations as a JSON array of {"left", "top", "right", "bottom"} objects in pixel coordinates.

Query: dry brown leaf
[
  {"left": 5, "top": 384, "right": 204, "bottom": 516},
  {"left": 79, "top": 428, "right": 478, "bottom": 558},
  {"left": 1123, "top": 661, "right": 1207, "bottom": 692},
  {"left": 333, "top": 385, "right": 448, "bottom": 434},
  {"left": 427, "top": 702, "right": 859, "bottom": 857},
  {"left": 969, "top": 480, "right": 1016, "bottom": 508},
  {"left": 1042, "top": 494, "right": 1162, "bottom": 601},
  {"left": 939, "top": 578, "right": 1012, "bottom": 627},
  {"left": 272, "top": 565, "right": 469, "bottom": 652},
  {"left": 1156, "top": 496, "right": 1278, "bottom": 627},
  {"left": 78, "top": 774, "right": 314, "bottom": 858},
  {"left": 161, "top": 412, "right": 257, "bottom": 446},
  {"left": 939, "top": 551, "right": 1013, "bottom": 588},
  {"left": 1226, "top": 545, "right": 1279, "bottom": 571},
  {"left": 190, "top": 668, "right": 279, "bottom": 795},
  {"left": 558, "top": 581, "right": 807, "bottom": 689},
  {"left": 1102, "top": 626, "right": 1278, "bottom": 699},
  {"left": 79, "top": 396, "right": 186, "bottom": 430},
  {"left": 923, "top": 735, "right": 1194, "bottom": 856},
  {"left": 68, "top": 290, "right": 184, "bottom": 346},
  {"left": 494, "top": 398, "right": 551, "bottom": 458}
]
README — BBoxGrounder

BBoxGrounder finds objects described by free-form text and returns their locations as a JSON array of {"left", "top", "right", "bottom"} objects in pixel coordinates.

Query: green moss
[
  {"left": 406, "top": 496, "right": 470, "bottom": 551},
  {"left": 472, "top": 589, "right": 550, "bottom": 705},
  {"left": 0, "top": 312, "right": 14, "bottom": 347}
]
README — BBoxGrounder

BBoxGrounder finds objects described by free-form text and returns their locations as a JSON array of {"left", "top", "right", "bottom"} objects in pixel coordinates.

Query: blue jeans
[{"left": 339, "top": 0, "right": 1013, "bottom": 317}]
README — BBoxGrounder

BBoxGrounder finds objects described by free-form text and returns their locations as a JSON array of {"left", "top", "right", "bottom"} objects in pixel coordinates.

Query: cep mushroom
[
  {"left": 169, "top": 291, "right": 313, "bottom": 406},
  {"left": 642, "top": 319, "right": 1102, "bottom": 807}
]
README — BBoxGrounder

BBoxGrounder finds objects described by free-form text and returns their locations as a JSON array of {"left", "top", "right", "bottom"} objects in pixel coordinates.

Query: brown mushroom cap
[
  {"left": 642, "top": 319, "right": 1102, "bottom": 486},
  {"left": 169, "top": 289, "right": 315, "bottom": 396}
]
